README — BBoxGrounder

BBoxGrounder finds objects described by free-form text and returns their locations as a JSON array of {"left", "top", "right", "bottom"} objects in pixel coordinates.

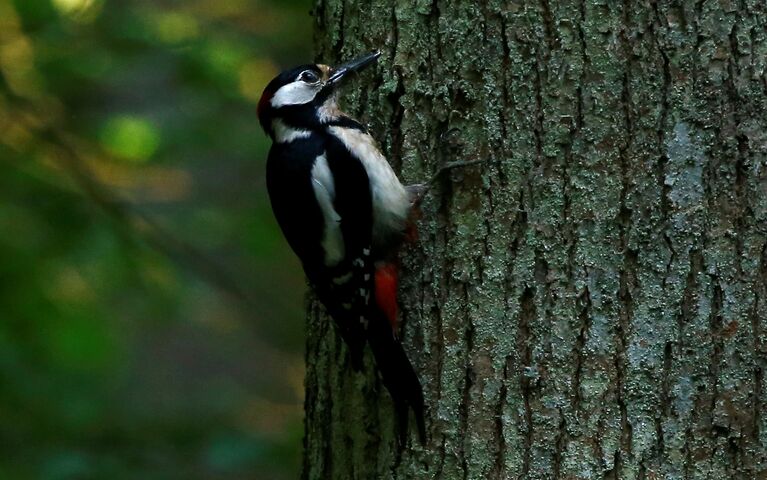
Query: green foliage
[{"left": 0, "top": 0, "right": 312, "bottom": 477}]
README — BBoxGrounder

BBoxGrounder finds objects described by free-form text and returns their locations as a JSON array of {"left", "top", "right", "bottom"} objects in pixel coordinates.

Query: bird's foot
[{"left": 406, "top": 159, "right": 485, "bottom": 207}]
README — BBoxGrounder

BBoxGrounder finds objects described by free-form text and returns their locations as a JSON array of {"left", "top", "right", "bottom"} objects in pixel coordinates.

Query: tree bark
[{"left": 303, "top": 0, "right": 767, "bottom": 478}]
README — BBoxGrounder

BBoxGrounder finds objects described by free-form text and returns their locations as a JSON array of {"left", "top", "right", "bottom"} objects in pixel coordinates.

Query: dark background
[{"left": 0, "top": 0, "right": 312, "bottom": 478}]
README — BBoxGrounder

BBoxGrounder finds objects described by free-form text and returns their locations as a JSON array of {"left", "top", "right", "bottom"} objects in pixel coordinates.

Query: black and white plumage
[{"left": 258, "top": 52, "right": 425, "bottom": 443}]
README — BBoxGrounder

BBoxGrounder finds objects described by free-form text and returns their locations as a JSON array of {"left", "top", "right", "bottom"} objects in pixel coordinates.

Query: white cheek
[{"left": 270, "top": 82, "right": 319, "bottom": 107}]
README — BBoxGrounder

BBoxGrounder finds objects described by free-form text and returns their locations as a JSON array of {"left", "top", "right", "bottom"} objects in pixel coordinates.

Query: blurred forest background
[{"left": 0, "top": 0, "right": 313, "bottom": 478}]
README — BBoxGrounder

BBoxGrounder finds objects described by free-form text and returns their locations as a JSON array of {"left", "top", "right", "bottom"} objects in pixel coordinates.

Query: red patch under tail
[{"left": 374, "top": 263, "right": 399, "bottom": 335}]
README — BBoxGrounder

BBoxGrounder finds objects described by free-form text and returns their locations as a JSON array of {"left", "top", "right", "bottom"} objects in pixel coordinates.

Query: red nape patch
[
  {"left": 375, "top": 263, "right": 399, "bottom": 334},
  {"left": 257, "top": 89, "right": 272, "bottom": 120}
]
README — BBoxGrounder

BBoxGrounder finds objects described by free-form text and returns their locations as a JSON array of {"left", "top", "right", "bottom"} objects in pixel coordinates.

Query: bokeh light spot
[
  {"left": 202, "top": 40, "right": 247, "bottom": 82},
  {"left": 239, "top": 59, "right": 278, "bottom": 103},
  {"left": 100, "top": 115, "right": 160, "bottom": 163},
  {"left": 51, "top": 0, "right": 102, "bottom": 22},
  {"left": 154, "top": 12, "right": 200, "bottom": 44}
]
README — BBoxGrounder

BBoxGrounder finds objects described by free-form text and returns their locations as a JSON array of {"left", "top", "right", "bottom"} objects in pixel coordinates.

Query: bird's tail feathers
[{"left": 366, "top": 308, "right": 426, "bottom": 445}]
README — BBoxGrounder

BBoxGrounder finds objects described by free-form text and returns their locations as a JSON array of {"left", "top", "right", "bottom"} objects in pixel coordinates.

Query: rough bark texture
[{"left": 304, "top": 0, "right": 767, "bottom": 478}]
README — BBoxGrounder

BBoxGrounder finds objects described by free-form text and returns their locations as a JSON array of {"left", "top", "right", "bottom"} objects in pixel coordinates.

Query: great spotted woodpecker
[{"left": 258, "top": 51, "right": 425, "bottom": 443}]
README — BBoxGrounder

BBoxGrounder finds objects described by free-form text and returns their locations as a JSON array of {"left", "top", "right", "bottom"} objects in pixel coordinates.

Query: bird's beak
[{"left": 327, "top": 50, "right": 381, "bottom": 86}]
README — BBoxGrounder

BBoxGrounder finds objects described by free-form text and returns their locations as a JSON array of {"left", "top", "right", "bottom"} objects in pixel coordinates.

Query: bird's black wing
[
  {"left": 266, "top": 133, "right": 368, "bottom": 366},
  {"left": 266, "top": 136, "right": 326, "bottom": 271},
  {"left": 313, "top": 133, "right": 375, "bottom": 368}
]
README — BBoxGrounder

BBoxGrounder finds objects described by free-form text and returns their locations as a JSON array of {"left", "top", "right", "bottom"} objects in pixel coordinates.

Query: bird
[{"left": 257, "top": 51, "right": 426, "bottom": 444}]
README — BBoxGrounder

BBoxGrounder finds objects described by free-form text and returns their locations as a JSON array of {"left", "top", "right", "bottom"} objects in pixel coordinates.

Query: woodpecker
[{"left": 258, "top": 51, "right": 425, "bottom": 443}]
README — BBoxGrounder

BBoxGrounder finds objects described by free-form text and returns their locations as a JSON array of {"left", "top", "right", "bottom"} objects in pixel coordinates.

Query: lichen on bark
[{"left": 304, "top": 0, "right": 767, "bottom": 478}]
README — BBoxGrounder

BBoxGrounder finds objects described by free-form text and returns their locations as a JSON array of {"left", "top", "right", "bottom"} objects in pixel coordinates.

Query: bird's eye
[{"left": 300, "top": 70, "right": 320, "bottom": 84}]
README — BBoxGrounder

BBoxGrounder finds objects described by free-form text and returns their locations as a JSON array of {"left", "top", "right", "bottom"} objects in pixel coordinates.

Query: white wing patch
[
  {"left": 328, "top": 126, "right": 410, "bottom": 240},
  {"left": 271, "top": 81, "right": 319, "bottom": 108},
  {"left": 273, "top": 119, "right": 310, "bottom": 144},
  {"left": 311, "top": 153, "right": 344, "bottom": 266}
]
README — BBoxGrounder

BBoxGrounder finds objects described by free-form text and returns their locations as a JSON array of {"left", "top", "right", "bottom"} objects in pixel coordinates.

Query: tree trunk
[{"left": 303, "top": 0, "right": 767, "bottom": 478}]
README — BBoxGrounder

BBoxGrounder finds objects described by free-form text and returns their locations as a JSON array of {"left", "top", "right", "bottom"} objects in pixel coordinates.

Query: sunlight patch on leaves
[{"left": 51, "top": 0, "right": 102, "bottom": 22}]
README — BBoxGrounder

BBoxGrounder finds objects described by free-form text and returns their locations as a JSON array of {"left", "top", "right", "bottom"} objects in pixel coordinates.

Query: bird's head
[{"left": 258, "top": 50, "right": 381, "bottom": 138}]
